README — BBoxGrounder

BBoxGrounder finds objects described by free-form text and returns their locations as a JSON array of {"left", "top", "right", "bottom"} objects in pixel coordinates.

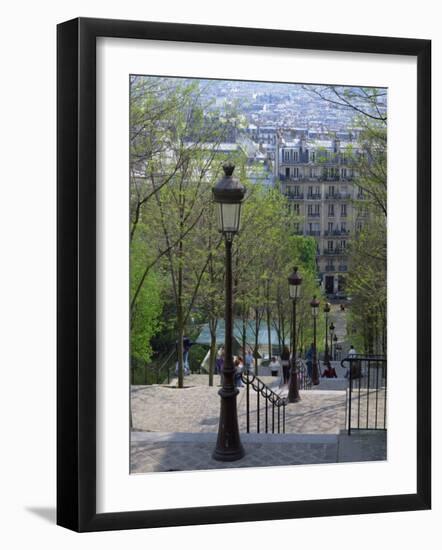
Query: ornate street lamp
[
  {"left": 324, "top": 302, "right": 331, "bottom": 363},
  {"left": 329, "top": 321, "right": 335, "bottom": 361},
  {"left": 212, "top": 163, "right": 246, "bottom": 462},
  {"left": 310, "top": 296, "right": 320, "bottom": 385},
  {"left": 288, "top": 267, "right": 302, "bottom": 402}
]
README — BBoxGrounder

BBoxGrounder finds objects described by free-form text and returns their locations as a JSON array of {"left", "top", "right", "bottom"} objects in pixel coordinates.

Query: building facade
[{"left": 275, "top": 135, "right": 365, "bottom": 296}]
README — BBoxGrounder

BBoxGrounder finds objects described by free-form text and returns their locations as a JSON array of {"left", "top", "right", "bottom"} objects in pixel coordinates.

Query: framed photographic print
[{"left": 57, "top": 17, "right": 431, "bottom": 532}]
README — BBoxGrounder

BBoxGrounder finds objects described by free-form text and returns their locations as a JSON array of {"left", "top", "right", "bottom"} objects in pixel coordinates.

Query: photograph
[{"left": 129, "top": 75, "right": 388, "bottom": 474}]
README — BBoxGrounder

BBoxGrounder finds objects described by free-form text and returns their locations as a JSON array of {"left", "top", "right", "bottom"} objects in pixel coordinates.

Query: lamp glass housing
[
  {"left": 289, "top": 283, "right": 301, "bottom": 300},
  {"left": 216, "top": 201, "right": 242, "bottom": 235},
  {"left": 311, "top": 297, "right": 320, "bottom": 318}
]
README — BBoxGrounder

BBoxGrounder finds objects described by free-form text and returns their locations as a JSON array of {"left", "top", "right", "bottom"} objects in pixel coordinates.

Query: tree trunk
[
  {"left": 208, "top": 327, "right": 216, "bottom": 387},
  {"left": 177, "top": 252, "right": 184, "bottom": 388}
]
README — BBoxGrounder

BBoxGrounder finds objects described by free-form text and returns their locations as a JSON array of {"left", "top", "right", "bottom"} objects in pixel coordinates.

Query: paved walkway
[
  {"left": 130, "top": 431, "right": 387, "bottom": 473},
  {"left": 131, "top": 375, "right": 347, "bottom": 435}
]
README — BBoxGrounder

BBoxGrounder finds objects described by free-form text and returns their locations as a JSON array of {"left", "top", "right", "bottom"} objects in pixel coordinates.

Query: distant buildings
[{"left": 274, "top": 133, "right": 366, "bottom": 296}]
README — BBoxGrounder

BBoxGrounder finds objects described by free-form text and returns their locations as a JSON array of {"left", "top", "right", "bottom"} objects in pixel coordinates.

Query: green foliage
[{"left": 130, "top": 238, "right": 164, "bottom": 364}]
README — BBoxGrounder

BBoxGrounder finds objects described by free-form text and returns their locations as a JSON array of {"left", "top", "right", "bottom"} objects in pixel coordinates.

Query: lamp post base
[
  {"left": 212, "top": 387, "right": 245, "bottom": 462},
  {"left": 312, "top": 363, "right": 320, "bottom": 386},
  {"left": 288, "top": 365, "right": 301, "bottom": 403}
]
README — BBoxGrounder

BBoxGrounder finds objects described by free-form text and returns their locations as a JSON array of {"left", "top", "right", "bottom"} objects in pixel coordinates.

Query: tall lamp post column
[
  {"left": 329, "top": 322, "right": 335, "bottom": 361},
  {"left": 311, "top": 296, "right": 320, "bottom": 385},
  {"left": 288, "top": 267, "right": 302, "bottom": 403},
  {"left": 324, "top": 302, "right": 331, "bottom": 363},
  {"left": 212, "top": 163, "right": 246, "bottom": 462}
]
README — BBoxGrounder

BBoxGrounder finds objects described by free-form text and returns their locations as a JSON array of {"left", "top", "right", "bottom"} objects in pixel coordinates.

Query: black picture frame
[{"left": 57, "top": 17, "right": 431, "bottom": 532}]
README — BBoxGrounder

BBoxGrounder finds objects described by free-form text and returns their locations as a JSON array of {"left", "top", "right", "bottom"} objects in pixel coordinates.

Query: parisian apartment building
[{"left": 274, "top": 133, "right": 366, "bottom": 296}]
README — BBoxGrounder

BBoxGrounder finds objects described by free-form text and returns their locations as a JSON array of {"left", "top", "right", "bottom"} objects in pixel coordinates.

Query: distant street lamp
[
  {"left": 329, "top": 322, "right": 335, "bottom": 361},
  {"left": 212, "top": 163, "right": 246, "bottom": 462},
  {"left": 324, "top": 302, "right": 331, "bottom": 363},
  {"left": 310, "top": 296, "right": 320, "bottom": 385},
  {"left": 288, "top": 267, "right": 302, "bottom": 403}
]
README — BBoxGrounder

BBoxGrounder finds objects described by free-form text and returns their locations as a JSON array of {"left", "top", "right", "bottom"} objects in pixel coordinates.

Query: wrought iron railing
[
  {"left": 341, "top": 355, "right": 387, "bottom": 435},
  {"left": 323, "top": 229, "right": 350, "bottom": 236},
  {"left": 241, "top": 372, "right": 287, "bottom": 434},
  {"left": 156, "top": 349, "right": 177, "bottom": 384}
]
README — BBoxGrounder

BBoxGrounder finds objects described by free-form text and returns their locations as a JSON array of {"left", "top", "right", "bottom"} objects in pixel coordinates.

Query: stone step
[{"left": 130, "top": 429, "right": 387, "bottom": 473}]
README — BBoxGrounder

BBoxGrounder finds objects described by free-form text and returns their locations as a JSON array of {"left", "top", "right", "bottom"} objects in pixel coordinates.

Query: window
[
  {"left": 307, "top": 204, "right": 313, "bottom": 215},
  {"left": 294, "top": 150, "right": 299, "bottom": 162},
  {"left": 294, "top": 185, "right": 300, "bottom": 196},
  {"left": 341, "top": 221, "right": 347, "bottom": 232},
  {"left": 285, "top": 167, "right": 290, "bottom": 177},
  {"left": 314, "top": 204, "right": 320, "bottom": 215},
  {"left": 308, "top": 185, "right": 313, "bottom": 196},
  {"left": 315, "top": 185, "right": 320, "bottom": 196},
  {"left": 294, "top": 167, "right": 299, "bottom": 178},
  {"left": 328, "top": 222, "right": 334, "bottom": 232},
  {"left": 341, "top": 168, "right": 347, "bottom": 178},
  {"left": 293, "top": 203, "right": 300, "bottom": 215},
  {"left": 328, "top": 240, "right": 334, "bottom": 251},
  {"left": 311, "top": 151, "right": 316, "bottom": 162},
  {"left": 341, "top": 203, "right": 347, "bottom": 217},
  {"left": 328, "top": 185, "right": 335, "bottom": 197},
  {"left": 340, "top": 240, "right": 347, "bottom": 249},
  {"left": 328, "top": 204, "right": 335, "bottom": 217},
  {"left": 294, "top": 222, "right": 300, "bottom": 233}
]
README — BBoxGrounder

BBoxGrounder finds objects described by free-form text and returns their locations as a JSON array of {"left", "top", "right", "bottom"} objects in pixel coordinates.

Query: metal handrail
[
  {"left": 241, "top": 371, "right": 287, "bottom": 434},
  {"left": 341, "top": 355, "right": 387, "bottom": 435},
  {"left": 296, "top": 358, "right": 313, "bottom": 390},
  {"left": 156, "top": 348, "right": 176, "bottom": 384}
]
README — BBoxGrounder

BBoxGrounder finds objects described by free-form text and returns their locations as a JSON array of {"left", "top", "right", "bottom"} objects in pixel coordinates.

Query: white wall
[{"left": 0, "top": 0, "right": 439, "bottom": 547}]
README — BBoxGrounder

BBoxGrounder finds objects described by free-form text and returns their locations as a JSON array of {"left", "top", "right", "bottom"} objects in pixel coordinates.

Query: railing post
[
  {"left": 348, "top": 359, "right": 352, "bottom": 435},
  {"left": 246, "top": 372, "right": 250, "bottom": 433}
]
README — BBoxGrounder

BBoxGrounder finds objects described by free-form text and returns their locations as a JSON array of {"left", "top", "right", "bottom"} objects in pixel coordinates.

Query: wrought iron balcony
[
  {"left": 306, "top": 193, "right": 322, "bottom": 200},
  {"left": 325, "top": 265, "right": 336, "bottom": 272},
  {"left": 323, "top": 229, "right": 351, "bottom": 236},
  {"left": 323, "top": 248, "right": 348, "bottom": 255},
  {"left": 305, "top": 230, "right": 321, "bottom": 236},
  {"left": 286, "top": 193, "right": 304, "bottom": 200},
  {"left": 307, "top": 212, "right": 321, "bottom": 218},
  {"left": 325, "top": 192, "right": 352, "bottom": 200}
]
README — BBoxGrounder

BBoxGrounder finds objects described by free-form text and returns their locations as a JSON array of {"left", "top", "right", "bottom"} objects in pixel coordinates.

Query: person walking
[
  {"left": 345, "top": 344, "right": 360, "bottom": 378},
  {"left": 280, "top": 345, "right": 291, "bottom": 385},
  {"left": 305, "top": 343, "right": 314, "bottom": 380},
  {"left": 215, "top": 348, "right": 224, "bottom": 375},
  {"left": 175, "top": 336, "right": 193, "bottom": 376},
  {"left": 269, "top": 356, "right": 281, "bottom": 377},
  {"left": 234, "top": 357, "right": 244, "bottom": 388},
  {"left": 244, "top": 348, "right": 254, "bottom": 374}
]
